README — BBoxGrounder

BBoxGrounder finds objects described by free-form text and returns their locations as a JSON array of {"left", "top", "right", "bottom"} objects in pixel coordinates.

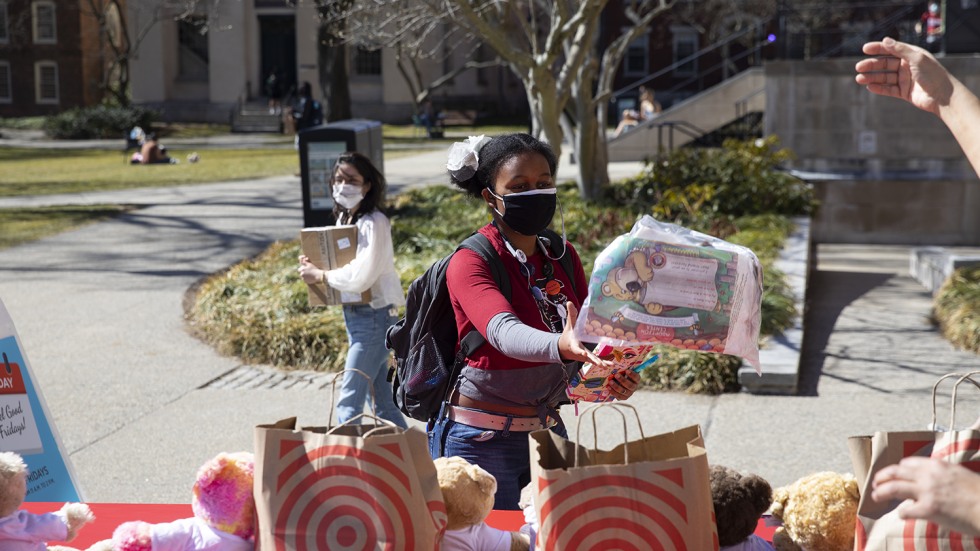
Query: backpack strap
[
  {"left": 439, "top": 232, "right": 510, "bottom": 409},
  {"left": 454, "top": 231, "right": 510, "bottom": 357}
]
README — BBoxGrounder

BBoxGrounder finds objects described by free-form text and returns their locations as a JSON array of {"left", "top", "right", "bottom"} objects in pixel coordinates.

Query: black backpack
[{"left": 385, "top": 229, "right": 576, "bottom": 422}]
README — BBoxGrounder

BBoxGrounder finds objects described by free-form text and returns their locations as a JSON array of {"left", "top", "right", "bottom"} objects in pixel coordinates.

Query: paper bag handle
[
  {"left": 931, "top": 371, "right": 980, "bottom": 430},
  {"left": 950, "top": 371, "right": 980, "bottom": 430},
  {"left": 325, "top": 412, "right": 403, "bottom": 436},
  {"left": 327, "top": 368, "right": 377, "bottom": 427},
  {"left": 575, "top": 403, "right": 646, "bottom": 467}
]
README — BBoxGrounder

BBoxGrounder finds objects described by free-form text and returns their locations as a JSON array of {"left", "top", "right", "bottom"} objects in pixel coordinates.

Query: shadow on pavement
[{"left": 796, "top": 269, "right": 894, "bottom": 396}]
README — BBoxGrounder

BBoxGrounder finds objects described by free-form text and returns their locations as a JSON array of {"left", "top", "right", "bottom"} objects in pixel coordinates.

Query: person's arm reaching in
[{"left": 856, "top": 37, "right": 980, "bottom": 176}]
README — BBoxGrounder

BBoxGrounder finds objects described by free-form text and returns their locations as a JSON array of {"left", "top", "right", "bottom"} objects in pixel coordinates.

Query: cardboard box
[{"left": 300, "top": 226, "right": 372, "bottom": 307}]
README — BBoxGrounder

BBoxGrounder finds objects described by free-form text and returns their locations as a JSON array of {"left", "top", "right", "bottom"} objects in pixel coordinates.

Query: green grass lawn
[{"left": 0, "top": 147, "right": 300, "bottom": 197}]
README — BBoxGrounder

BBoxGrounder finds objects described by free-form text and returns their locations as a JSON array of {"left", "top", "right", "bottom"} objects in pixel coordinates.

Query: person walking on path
[{"left": 298, "top": 152, "right": 407, "bottom": 428}]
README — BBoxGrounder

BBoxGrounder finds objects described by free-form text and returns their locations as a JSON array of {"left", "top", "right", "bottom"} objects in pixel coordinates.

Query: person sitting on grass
[{"left": 138, "top": 133, "right": 176, "bottom": 165}]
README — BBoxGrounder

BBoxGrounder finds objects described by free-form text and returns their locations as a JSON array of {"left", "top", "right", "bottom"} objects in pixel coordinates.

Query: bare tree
[
  {"left": 334, "top": 0, "right": 672, "bottom": 200},
  {"left": 442, "top": 0, "right": 673, "bottom": 199},
  {"left": 326, "top": 2, "right": 501, "bottom": 118},
  {"left": 312, "top": 0, "right": 354, "bottom": 122},
  {"left": 81, "top": 0, "right": 225, "bottom": 106}
]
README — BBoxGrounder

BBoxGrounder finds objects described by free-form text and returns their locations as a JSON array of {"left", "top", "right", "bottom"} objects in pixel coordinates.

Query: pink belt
[{"left": 447, "top": 405, "right": 557, "bottom": 432}]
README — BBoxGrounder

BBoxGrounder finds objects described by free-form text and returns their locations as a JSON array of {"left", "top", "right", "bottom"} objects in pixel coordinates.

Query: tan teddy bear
[
  {"left": 435, "top": 456, "right": 529, "bottom": 551},
  {"left": 601, "top": 250, "right": 666, "bottom": 315},
  {"left": 769, "top": 471, "right": 860, "bottom": 551}
]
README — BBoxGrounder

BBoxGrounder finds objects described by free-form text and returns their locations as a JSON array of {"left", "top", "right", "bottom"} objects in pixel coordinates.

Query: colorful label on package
[{"left": 566, "top": 341, "right": 659, "bottom": 403}]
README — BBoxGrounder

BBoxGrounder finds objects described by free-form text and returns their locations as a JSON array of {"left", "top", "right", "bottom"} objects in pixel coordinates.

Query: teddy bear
[
  {"left": 769, "top": 471, "right": 860, "bottom": 551},
  {"left": 90, "top": 451, "right": 255, "bottom": 551},
  {"left": 709, "top": 465, "right": 775, "bottom": 551},
  {"left": 435, "top": 456, "right": 530, "bottom": 551},
  {"left": 601, "top": 249, "right": 667, "bottom": 315},
  {"left": 0, "top": 451, "right": 95, "bottom": 551}
]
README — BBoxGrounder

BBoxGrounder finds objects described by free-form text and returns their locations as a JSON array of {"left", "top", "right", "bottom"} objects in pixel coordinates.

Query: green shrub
[
  {"left": 43, "top": 104, "right": 157, "bottom": 139},
  {"left": 610, "top": 136, "right": 817, "bottom": 231},
  {"left": 641, "top": 346, "right": 743, "bottom": 395},
  {"left": 933, "top": 266, "right": 980, "bottom": 353},
  {"left": 189, "top": 241, "right": 349, "bottom": 372}
]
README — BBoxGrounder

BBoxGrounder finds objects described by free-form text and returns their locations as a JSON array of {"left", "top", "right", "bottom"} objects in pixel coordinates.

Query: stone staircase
[{"left": 231, "top": 102, "right": 284, "bottom": 133}]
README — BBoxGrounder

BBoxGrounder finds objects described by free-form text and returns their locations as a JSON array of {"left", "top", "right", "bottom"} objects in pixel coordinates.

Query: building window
[
  {"left": 624, "top": 33, "right": 649, "bottom": 77},
  {"left": 177, "top": 18, "right": 209, "bottom": 80},
  {"left": 672, "top": 26, "right": 698, "bottom": 77},
  {"left": 32, "top": 1, "right": 56, "bottom": 44},
  {"left": 0, "top": 61, "right": 10, "bottom": 103},
  {"left": 35, "top": 61, "right": 58, "bottom": 103},
  {"left": 0, "top": 1, "right": 9, "bottom": 44},
  {"left": 353, "top": 47, "right": 381, "bottom": 76}
]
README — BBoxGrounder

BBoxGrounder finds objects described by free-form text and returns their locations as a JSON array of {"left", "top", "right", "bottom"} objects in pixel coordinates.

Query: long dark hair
[
  {"left": 448, "top": 133, "right": 558, "bottom": 198},
  {"left": 331, "top": 151, "right": 386, "bottom": 223}
]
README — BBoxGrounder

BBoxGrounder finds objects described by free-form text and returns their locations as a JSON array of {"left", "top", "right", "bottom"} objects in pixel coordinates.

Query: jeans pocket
[{"left": 446, "top": 422, "right": 496, "bottom": 445}]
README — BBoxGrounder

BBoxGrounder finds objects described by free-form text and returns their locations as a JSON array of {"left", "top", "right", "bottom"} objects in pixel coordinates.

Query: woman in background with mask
[
  {"left": 432, "top": 133, "right": 641, "bottom": 509},
  {"left": 298, "top": 152, "right": 407, "bottom": 428}
]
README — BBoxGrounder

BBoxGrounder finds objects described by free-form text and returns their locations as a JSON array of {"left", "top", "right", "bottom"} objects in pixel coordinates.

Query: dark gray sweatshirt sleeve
[{"left": 485, "top": 312, "right": 562, "bottom": 363}]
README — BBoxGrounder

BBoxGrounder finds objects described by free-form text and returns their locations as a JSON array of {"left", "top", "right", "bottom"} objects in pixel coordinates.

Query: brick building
[{"left": 0, "top": 0, "right": 118, "bottom": 117}]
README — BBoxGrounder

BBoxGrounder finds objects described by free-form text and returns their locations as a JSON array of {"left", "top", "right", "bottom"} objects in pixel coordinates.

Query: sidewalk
[{"left": 0, "top": 148, "right": 977, "bottom": 503}]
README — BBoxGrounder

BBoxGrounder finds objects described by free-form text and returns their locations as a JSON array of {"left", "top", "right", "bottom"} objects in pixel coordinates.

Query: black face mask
[{"left": 490, "top": 188, "right": 557, "bottom": 236}]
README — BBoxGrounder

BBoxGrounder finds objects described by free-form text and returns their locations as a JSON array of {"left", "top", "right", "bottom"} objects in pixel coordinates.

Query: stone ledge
[
  {"left": 738, "top": 216, "right": 812, "bottom": 394},
  {"left": 910, "top": 247, "right": 980, "bottom": 295}
]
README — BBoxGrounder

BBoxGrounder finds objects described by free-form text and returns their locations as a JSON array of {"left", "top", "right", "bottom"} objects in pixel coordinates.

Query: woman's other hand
[{"left": 298, "top": 254, "right": 325, "bottom": 285}]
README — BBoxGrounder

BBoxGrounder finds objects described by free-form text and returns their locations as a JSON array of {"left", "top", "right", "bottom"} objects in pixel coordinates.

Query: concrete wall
[
  {"left": 811, "top": 178, "right": 980, "bottom": 245},
  {"left": 767, "top": 56, "right": 980, "bottom": 245},
  {"left": 765, "top": 57, "right": 980, "bottom": 175}
]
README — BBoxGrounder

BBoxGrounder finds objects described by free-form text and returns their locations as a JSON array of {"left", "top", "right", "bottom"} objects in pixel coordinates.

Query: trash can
[{"left": 298, "top": 119, "right": 384, "bottom": 228}]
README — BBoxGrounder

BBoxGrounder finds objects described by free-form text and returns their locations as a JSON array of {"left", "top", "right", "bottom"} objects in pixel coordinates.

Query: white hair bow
[{"left": 446, "top": 135, "right": 492, "bottom": 180}]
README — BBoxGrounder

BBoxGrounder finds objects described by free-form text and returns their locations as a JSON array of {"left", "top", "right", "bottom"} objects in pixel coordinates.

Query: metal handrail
[
  {"left": 611, "top": 21, "right": 768, "bottom": 101},
  {"left": 735, "top": 87, "right": 766, "bottom": 119}
]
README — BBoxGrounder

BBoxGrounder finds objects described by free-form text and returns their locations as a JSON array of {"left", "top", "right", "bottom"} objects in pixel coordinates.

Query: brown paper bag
[
  {"left": 254, "top": 416, "right": 446, "bottom": 550},
  {"left": 850, "top": 372, "right": 980, "bottom": 550},
  {"left": 530, "top": 403, "right": 719, "bottom": 551}
]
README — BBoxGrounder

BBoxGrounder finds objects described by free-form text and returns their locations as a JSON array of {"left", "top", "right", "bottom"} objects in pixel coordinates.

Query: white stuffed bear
[{"left": 0, "top": 451, "right": 94, "bottom": 551}]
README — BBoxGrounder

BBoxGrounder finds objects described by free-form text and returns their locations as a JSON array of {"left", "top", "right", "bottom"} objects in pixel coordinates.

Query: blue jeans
[
  {"left": 428, "top": 413, "right": 567, "bottom": 510},
  {"left": 336, "top": 303, "right": 407, "bottom": 429}
]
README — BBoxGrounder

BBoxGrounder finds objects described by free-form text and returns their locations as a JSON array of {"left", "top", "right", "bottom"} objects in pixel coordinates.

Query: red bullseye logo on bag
[
  {"left": 0, "top": 353, "right": 43, "bottom": 455},
  {"left": 266, "top": 436, "right": 446, "bottom": 550}
]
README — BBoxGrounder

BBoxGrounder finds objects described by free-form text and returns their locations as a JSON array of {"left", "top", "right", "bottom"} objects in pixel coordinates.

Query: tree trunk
[
  {"left": 525, "top": 68, "right": 565, "bottom": 160},
  {"left": 573, "top": 86, "right": 611, "bottom": 200},
  {"left": 318, "top": 26, "right": 352, "bottom": 122}
]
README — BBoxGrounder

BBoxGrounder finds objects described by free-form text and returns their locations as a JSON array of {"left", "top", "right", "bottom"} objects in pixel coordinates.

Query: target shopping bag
[
  {"left": 529, "top": 404, "right": 719, "bottom": 551},
  {"left": 254, "top": 416, "right": 446, "bottom": 550},
  {"left": 849, "top": 372, "right": 980, "bottom": 550}
]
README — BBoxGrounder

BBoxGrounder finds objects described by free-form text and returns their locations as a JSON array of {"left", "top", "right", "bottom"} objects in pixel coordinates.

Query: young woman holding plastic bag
[{"left": 429, "top": 133, "right": 641, "bottom": 510}]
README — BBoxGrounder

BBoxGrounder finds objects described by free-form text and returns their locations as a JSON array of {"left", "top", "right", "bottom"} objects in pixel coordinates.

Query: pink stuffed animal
[
  {"left": 96, "top": 452, "right": 255, "bottom": 551},
  {"left": 0, "top": 451, "right": 94, "bottom": 551}
]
